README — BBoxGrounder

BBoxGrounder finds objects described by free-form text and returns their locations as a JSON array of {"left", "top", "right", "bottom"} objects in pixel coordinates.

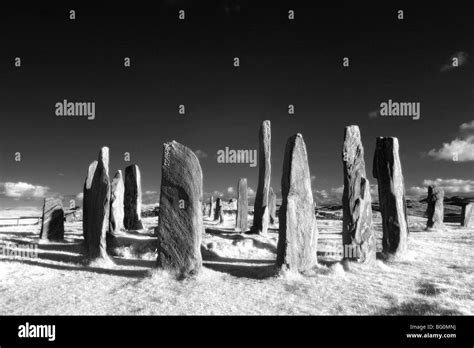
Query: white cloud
[
  {"left": 247, "top": 187, "right": 255, "bottom": 197},
  {"left": 1, "top": 182, "right": 50, "bottom": 199},
  {"left": 76, "top": 192, "right": 84, "bottom": 200},
  {"left": 144, "top": 190, "right": 157, "bottom": 195},
  {"left": 406, "top": 178, "right": 474, "bottom": 199},
  {"left": 310, "top": 175, "right": 316, "bottom": 182},
  {"left": 213, "top": 190, "right": 224, "bottom": 197},
  {"left": 195, "top": 150, "right": 208, "bottom": 159},
  {"left": 227, "top": 186, "right": 234, "bottom": 194},
  {"left": 428, "top": 121, "right": 474, "bottom": 162}
]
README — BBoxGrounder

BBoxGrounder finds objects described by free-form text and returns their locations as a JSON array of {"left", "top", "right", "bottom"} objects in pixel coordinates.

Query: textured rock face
[
  {"left": 109, "top": 170, "right": 125, "bottom": 234},
  {"left": 214, "top": 197, "right": 224, "bottom": 223},
  {"left": 124, "top": 164, "right": 144, "bottom": 230},
  {"left": 277, "top": 134, "right": 318, "bottom": 272},
  {"left": 235, "top": 178, "right": 248, "bottom": 232},
  {"left": 342, "top": 126, "right": 375, "bottom": 263},
  {"left": 40, "top": 197, "right": 64, "bottom": 241},
  {"left": 156, "top": 141, "right": 203, "bottom": 278},
  {"left": 268, "top": 187, "right": 277, "bottom": 225},
  {"left": 461, "top": 203, "right": 474, "bottom": 228},
  {"left": 252, "top": 120, "right": 271, "bottom": 234},
  {"left": 83, "top": 147, "right": 111, "bottom": 261},
  {"left": 426, "top": 185, "right": 445, "bottom": 230},
  {"left": 208, "top": 197, "right": 214, "bottom": 218},
  {"left": 373, "top": 137, "right": 409, "bottom": 257}
]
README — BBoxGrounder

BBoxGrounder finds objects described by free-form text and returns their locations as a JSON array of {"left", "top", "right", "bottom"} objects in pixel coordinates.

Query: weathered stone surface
[
  {"left": 373, "top": 137, "right": 409, "bottom": 257},
  {"left": 252, "top": 120, "right": 271, "bottom": 234},
  {"left": 109, "top": 170, "right": 125, "bottom": 234},
  {"left": 40, "top": 197, "right": 64, "bottom": 241},
  {"left": 124, "top": 164, "right": 144, "bottom": 230},
  {"left": 426, "top": 185, "right": 445, "bottom": 230},
  {"left": 342, "top": 126, "right": 375, "bottom": 263},
  {"left": 156, "top": 141, "right": 203, "bottom": 277},
  {"left": 235, "top": 178, "right": 248, "bottom": 232},
  {"left": 277, "top": 134, "right": 318, "bottom": 272},
  {"left": 208, "top": 196, "right": 214, "bottom": 218},
  {"left": 83, "top": 147, "right": 111, "bottom": 261},
  {"left": 214, "top": 197, "right": 224, "bottom": 223},
  {"left": 268, "top": 187, "right": 277, "bottom": 225},
  {"left": 461, "top": 203, "right": 474, "bottom": 228}
]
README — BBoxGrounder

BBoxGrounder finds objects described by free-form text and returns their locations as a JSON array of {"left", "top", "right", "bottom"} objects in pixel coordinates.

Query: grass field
[{"left": 0, "top": 211, "right": 472, "bottom": 315}]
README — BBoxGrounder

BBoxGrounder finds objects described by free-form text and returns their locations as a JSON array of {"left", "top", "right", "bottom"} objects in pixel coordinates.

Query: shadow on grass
[{"left": 416, "top": 281, "right": 447, "bottom": 297}]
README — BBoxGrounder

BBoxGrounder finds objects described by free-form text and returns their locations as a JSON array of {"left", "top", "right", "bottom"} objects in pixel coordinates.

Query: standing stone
[
  {"left": 156, "top": 141, "right": 203, "bottom": 278},
  {"left": 268, "top": 187, "right": 277, "bottom": 225},
  {"left": 342, "top": 126, "right": 375, "bottom": 263},
  {"left": 235, "top": 178, "right": 248, "bottom": 232},
  {"left": 425, "top": 185, "right": 445, "bottom": 230},
  {"left": 83, "top": 147, "right": 111, "bottom": 261},
  {"left": 373, "top": 137, "right": 409, "bottom": 258},
  {"left": 208, "top": 196, "right": 214, "bottom": 219},
  {"left": 40, "top": 197, "right": 64, "bottom": 241},
  {"left": 214, "top": 197, "right": 224, "bottom": 223},
  {"left": 124, "top": 164, "right": 144, "bottom": 230},
  {"left": 252, "top": 120, "right": 271, "bottom": 234},
  {"left": 277, "top": 134, "right": 318, "bottom": 273},
  {"left": 109, "top": 170, "right": 125, "bottom": 234},
  {"left": 461, "top": 203, "right": 474, "bottom": 228}
]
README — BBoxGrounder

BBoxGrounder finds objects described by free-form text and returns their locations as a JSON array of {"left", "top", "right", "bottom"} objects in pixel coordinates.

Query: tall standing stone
[
  {"left": 156, "top": 141, "right": 203, "bottom": 278},
  {"left": 342, "top": 126, "right": 375, "bottom": 263},
  {"left": 235, "top": 178, "right": 248, "bottom": 232},
  {"left": 373, "top": 137, "right": 409, "bottom": 258},
  {"left": 426, "top": 185, "right": 445, "bottom": 230},
  {"left": 268, "top": 187, "right": 277, "bottom": 225},
  {"left": 83, "top": 147, "right": 111, "bottom": 261},
  {"left": 214, "top": 197, "right": 224, "bottom": 223},
  {"left": 124, "top": 164, "right": 144, "bottom": 230},
  {"left": 40, "top": 197, "right": 65, "bottom": 241},
  {"left": 461, "top": 203, "right": 474, "bottom": 228},
  {"left": 252, "top": 120, "right": 271, "bottom": 234},
  {"left": 277, "top": 134, "right": 318, "bottom": 273},
  {"left": 109, "top": 170, "right": 125, "bottom": 234},
  {"left": 208, "top": 196, "right": 214, "bottom": 219}
]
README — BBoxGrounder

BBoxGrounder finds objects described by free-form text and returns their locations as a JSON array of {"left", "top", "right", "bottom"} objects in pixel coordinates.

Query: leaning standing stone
[
  {"left": 208, "top": 196, "right": 214, "bottom": 218},
  {"left": 40, "top": 197, "right": 65, "bottom": 241},
  {"left": 342, "top": 126, "right": 375, "bottom": 263},
  {"left": 235, "top": 178, "right": 248, "bottom": 232},
  {"left": 109, "top": 170, "right": 125, "bottom": 234},
  {"left": 83, "top": 147, "right": 111, "bottom": 261},
  {"left": 373, "top": 137, "right": 409, "bottom": 258},
  {"left": 426, "top": 185, "right": 445, "bottom": 230},
  {"left": 252, "top": 120, "right": 271, "bottom": 234},
  {"left": 156, "top": 141, "right": 203, "bottom": 278},
  {"left": 277, "top": 134, "right": 318, "bottom": 273},
  {"left": 124, "top": 164, "right": 144, "bottom": 230}
]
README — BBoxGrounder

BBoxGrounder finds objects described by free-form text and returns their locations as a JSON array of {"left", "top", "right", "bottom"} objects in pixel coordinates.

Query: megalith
[
  {"left": 214, "top": 197, "right": 224, "bottom": 223},
  {"left": 425, "top": 185, "right": 445, "bottom": 230},
  {"left": 83, "top": 146, "right": 111, "bottom": 261},
  {"left": 252, "top": 120, "right": 271, "bottom": 234},
  {"left": 342, "top": 126, "right": 375, "bottom": 263},
  {"left": 124, "top": 164, "right": 144, "bottom": 230},
  {"left": 373, "top": 137, "right": 409, "bottom": 258},
  {"left": 461, "top": 203, "right": 474, "bottom": 228},
  {"left": 156, "top": 141, "right": 203, "bottom": 278},
  {"left": 235, "top": 178, "right": 248, "bottom": 232},
  {"left": 109, "top": 170, "right": 125, "bottom": 234},
  {"left": 277, "top": 134, "right": 318, "bottom": 273},
  {"left": 268, "top": 187, "right": 277, "bottom": 225},
  {"left": 40, "top": 197, "right": 65, "bottom": 241}
]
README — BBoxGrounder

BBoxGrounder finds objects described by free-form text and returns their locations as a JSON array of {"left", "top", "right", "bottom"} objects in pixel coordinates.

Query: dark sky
[{"left": 0, "top": 1, "right": 473, "bottom": 209}]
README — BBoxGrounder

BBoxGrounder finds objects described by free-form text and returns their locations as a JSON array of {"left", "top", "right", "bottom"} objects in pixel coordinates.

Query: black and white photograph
[{"left": 0, "top": 1, "right": 472, "bottom": 346}]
